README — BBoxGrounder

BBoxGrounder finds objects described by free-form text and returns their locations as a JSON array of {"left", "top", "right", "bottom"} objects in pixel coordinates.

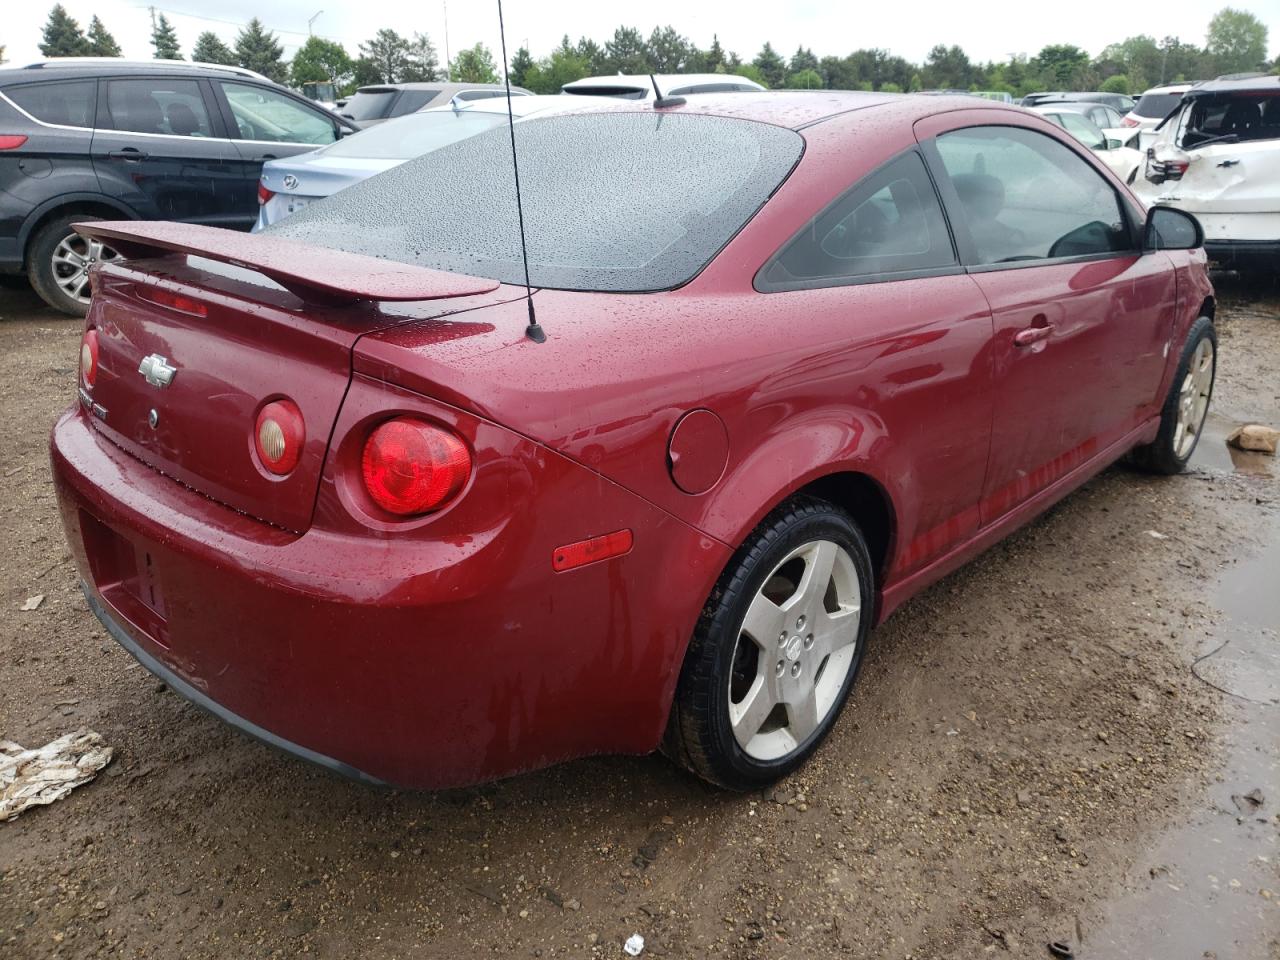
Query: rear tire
[
  {"left": 1131, "top": 317, "right": 1216, "bottom": 474},
  {"left": 27, "top": 215, "right": 119, "bottom": 317},
  {"left": 664, "top": 496, "right": 873, "bottom": 790}
]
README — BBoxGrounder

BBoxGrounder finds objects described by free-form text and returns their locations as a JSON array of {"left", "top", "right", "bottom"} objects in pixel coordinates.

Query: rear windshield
[
  {"left": 1179, "top": 93, "right": 1280, "bottom": 146},
  {"left": 341, "top": 90, "right": 397, "bottom": 121},
  {"left": 1134, "top": 92, "right": 1183, "bottom": 118},
  {"left": 320, "top": 110, "right": 506, "bottom": 159},
  {"left": 266, "top": 112, "right": 803, "bottom": 292}
]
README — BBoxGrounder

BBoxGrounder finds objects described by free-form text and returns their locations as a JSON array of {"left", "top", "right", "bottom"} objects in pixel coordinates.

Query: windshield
[
  {"left": 1179, "top": 93, "right": 1280, "bottom": 147},
  {"left": 266, "top": 112, "right": 803, "bottom": 292},
  {"left": 1134, "top": 92, "right": 1183, "bottom": 118},
  {"left": 319, "top": 111, "right": 508, "bottom": 160},
  {"left": 341, "top": 90, "right": 397, "bottom": 121}
]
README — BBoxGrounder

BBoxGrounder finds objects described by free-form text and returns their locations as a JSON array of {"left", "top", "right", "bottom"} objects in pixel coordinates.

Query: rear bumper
[
  {"left": 1204, "top": 239, "right": 1280, "bottom": 270},
  {"left": 52, "top": 405, "right": 728, "bottom": 789}
]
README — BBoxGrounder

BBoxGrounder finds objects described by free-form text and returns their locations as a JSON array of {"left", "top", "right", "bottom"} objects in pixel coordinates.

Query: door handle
[
  {"left": 1216, "top": 158, "right": 1240, "bottom": 168},
  {"left": 251, "top": 154, "right": 278, "bottom": 162},
  {"left": 107, "top": 148, "right": 148, "bottom": 161},
  {"left": 1013, "top": 319, "right": 1055, "bottom": 347}
]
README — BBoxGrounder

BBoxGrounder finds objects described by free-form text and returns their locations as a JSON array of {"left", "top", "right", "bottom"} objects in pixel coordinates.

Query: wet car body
[{"left": 51, "top": 93, "right": 1215, "bottom": 789}]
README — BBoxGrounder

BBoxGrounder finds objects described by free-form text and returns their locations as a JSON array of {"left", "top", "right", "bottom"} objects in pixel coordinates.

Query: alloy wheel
[
  {"left": 728, "top": 539, "right": 862, "bottom": 761},
  {"left": 1173, "top": 337, "right": 1214, "bottom": 459},
  {"left": 52, "top": 234, "right": 119, "bottom": 306}
]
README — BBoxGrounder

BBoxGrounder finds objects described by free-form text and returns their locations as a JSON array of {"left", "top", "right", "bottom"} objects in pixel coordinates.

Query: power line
[{"left": 132, "top": 4, "right": 346, "bottom": 43}]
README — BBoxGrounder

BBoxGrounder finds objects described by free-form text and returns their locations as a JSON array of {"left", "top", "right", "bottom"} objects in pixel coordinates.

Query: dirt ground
[{"left": 1, "top": 273, "right": 1277, "bottom": 960}]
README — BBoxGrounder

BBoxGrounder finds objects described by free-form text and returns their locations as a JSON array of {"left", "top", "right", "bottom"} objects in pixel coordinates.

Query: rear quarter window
[{"left": 5, "top": 80, "right": 96, "bottom": 127}]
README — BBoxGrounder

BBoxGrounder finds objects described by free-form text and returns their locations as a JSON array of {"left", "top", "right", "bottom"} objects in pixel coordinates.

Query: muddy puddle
[{"left": 1084, "top": 430, "right": 1279, "bottom": 959}]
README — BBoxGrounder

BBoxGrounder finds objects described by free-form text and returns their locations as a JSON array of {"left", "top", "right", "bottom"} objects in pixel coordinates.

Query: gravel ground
[{"left": 0, "top": 273, "right": 1277, "bottom": 959}]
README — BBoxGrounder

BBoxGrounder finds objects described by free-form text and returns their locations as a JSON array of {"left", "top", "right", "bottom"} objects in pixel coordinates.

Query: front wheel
[
  {"left": 664, "top": 497, "right": 873, "bottom": 790},
  {"left": 27, "top": 215, "right": 121, "bottom": 316},
  {"left": 1131, "top": 316, "right": 1216, "bottom": 474}
]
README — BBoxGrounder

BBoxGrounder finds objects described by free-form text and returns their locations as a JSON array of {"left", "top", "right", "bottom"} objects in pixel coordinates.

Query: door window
[
  {"left": 220, "top": 82, "right": 337, "bottom": 144},
  {"left": 1058, "top": 112, "right": 1106, "bottom": 150},
  {"left": 934, "top": 126, "right": 1131, "bottom": 265},
  {"left": 760, "top": 150, "right": 955, "bottom": 290},
  {"left": 7, "top": 80, "right": 96, "bottom": 127},
  {"left": 105, "top": 79, "right": 213, "bottom": 137}
]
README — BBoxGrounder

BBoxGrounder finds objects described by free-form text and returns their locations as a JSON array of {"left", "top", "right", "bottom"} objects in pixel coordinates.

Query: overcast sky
[{"left": 5, "top": 0, "right": 1278, "bottom": 70}]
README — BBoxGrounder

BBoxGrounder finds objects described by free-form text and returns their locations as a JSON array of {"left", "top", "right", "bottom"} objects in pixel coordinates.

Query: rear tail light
[
  {"left": 137, "top": 286, "right": 207, "bottom": 317},
  {"left": 254, "top": 399, "right": 305, "bottom": 475},
  {"left": 1145, "top": 147, "right": 1190, "bottom": 185},
  {"left": 80, "top": 328, "right": 99, "bottom": 389},
  {"left": 0, "top": 135, "right": 28, "bottom": 150},
  {"left": 257, "top": 182, "right": 275, "bottom": 205},
  {"left": 361, "top": 418, "right": 471, "bottom": 516},
  {"left": 1121, "top": 116, "right": 1139, "bottom": 128}
]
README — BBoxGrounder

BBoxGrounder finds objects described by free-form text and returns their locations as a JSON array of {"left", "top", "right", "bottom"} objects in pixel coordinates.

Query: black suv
[{"left": 0, "top": 60, "right": 358, "bottom": 314}]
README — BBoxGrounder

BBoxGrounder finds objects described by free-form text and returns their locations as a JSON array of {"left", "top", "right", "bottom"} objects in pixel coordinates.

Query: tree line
[{"left": 25, "top": 4, "right": 1277, "bottom": 98}]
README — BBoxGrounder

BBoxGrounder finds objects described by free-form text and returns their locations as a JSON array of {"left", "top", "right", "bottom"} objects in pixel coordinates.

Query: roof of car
[
  {"left": 1029, "top": 101, "right": 1098, "bottom": 115},
  {"left": 353, "top": 81, "right": 520, "bottom": 93},
  {"left": 1139, "top": 83, "right": 1196, "bottom": 95},
  {"left": 1188, "top": 73, "right": 1280, "bottom": 96},
  {"left": 563, "top": 73, "right": 765, "bottom": 91},
  {"left": 0, "top": 58, "right": 274, "bottom": 84},
  {"left": 519, "top": 90, "right": 1011, "bottom": 131}
]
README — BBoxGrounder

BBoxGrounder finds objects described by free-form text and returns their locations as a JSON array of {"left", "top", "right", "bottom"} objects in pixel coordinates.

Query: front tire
[
  {"left": 27, "top": 215, "right": 120, "bottom": 317},
  {"left": 664, "top": 497, "right": 873, "bottom": 790},
  {"left": 1131, "top": 316, "right": 1216, "bottom": 474}
]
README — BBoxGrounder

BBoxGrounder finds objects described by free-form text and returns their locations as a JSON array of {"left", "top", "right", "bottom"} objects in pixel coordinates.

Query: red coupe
[{"left": 51, "top": 93, "right": 1215, "bottom": 790}]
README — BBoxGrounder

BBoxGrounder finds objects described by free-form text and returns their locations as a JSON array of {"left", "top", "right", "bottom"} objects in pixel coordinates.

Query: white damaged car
[{"left": 1134, "top": 75, "right": 1280, "bottom": 272}]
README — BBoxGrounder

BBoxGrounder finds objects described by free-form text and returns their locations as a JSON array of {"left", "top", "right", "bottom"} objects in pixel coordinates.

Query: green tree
[
  {"left": 789, "top": 46, "right": 819, "bottom": 75},
  {"left": 736, "top": 62, "right": 768, "bottom": 87},
  {"left": 923, "top": 44, "right": 973, "bottom": 88},
  {"left": 358, "top": 28, "right": 411, "bottom": 83},
  {"left": 290, "top": 36, "right": 353, "bottom": 87},
  {"left": 1207, "top": 7, "right": 1268, "bottom": 74},
  {"left": 508, "top": 45, "right": 535, "bottom": 87},
  {"left": 86, "top": 16, "right": 121, "bottom": 57},
  {"left": 647, "top": 25, "right": 690, "bottom": 72},
  {"left": 575, "top": 37, "right": 605, "bottom": 74},
  {"left": 192, "top": 31, "right": 237, "bottom": 66},
  {"left": 151, "top": 13, "right": 182, "bottom": 60},
  {"left": 604, "top": 26, "right": 649, "bottom": 73},
  {"left": 752, "top": 42, "right": 787, "bottom": 88},
  {"left": 235, "top": 18, "right": 285, "bottom": 82},
  {"left": 1100, "top": 73, "right": 1130, "bottom": 94},
  {"left": 403, "top": 33, "right": 440, "bottom": 82},
  {"left": 1030, "top": 43, "right": 1090, "bottom": 87},
  {"left": 786, "top": 68, "right": 823, "bottom": 89},
  {"left": 39, "top": 5, "right": 91, "bottom": 57},
  {"left": 451, "top": 42, "right": 498, "bottom": 83},
  {"left": 524, "top": 43, "right": 590, "bottom": 94},
  {"left": 705, "top": 35, "right": 726, "bottom": 73}
]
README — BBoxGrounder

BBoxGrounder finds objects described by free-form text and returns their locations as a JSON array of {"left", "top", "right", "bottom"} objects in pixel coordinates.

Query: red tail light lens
[
  {"left": 80, "top": 328, "right": 99, "bottom": 389},
  {"left": 1121, "top": 116, "right": 1139, "bottom": 128},
  {"left": 0, "top": 135, "right": 28, "bottom": 150},
  {"left": 257, "top": 182, "right": 275, "bottom": 205},
  {"left": 361, "top": 418, "right": 471, "bottom": 516},
  {"left": 254, "top": 399, "right": 305, "bottom": 475}
]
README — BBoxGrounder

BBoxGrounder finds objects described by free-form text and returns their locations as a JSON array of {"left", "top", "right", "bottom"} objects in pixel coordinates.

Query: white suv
[
  {"left": 1122, "top": 82, "right": 1195, "bottom": 130},
  {"left": 1132, "top": 75, "right": 1280, "bottom": 272}
]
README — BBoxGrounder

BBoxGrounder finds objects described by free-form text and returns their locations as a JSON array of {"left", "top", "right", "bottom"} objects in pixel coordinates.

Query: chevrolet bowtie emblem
[{"left": 138, "top": 354, "right": 176, "bottom": 388}]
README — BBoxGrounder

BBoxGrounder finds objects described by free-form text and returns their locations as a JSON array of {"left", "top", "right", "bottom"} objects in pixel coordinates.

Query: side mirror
[
  {"left": 1143, "top": 206, "right": 1203, "bottom": 252},
  {"left": 1106, "top": 138, "right": 1123, "bottom": 150}
]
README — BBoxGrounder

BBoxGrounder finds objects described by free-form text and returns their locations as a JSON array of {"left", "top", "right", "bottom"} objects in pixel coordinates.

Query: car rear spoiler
[{"left": 74, "top": 221, "right": 500, "bottom": 306}]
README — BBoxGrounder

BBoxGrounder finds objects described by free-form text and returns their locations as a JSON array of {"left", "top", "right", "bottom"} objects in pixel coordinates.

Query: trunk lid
[{"left": 77, "top": 221, "right": 507, "bottom": 533}]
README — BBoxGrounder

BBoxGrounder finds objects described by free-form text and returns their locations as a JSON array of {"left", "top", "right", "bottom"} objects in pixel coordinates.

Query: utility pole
[
  {"left": 442, "top": 0, "right": 451, "bottom": 81},
  {"left": 308, "top": 10, "right": 323, "bottom": 36}
]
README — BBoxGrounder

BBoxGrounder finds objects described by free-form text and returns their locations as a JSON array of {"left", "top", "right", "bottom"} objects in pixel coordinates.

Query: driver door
[{"left": 918, "top": 121, "right": 1177, "bottom": 523}]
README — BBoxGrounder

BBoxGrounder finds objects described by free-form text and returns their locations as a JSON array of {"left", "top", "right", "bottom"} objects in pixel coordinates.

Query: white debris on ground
[
  {"left": 0, "top": 729, "right": 114, "bottom": 822},
  {"left": 1227, "top": 423, "right": 1280, "bottom": 455},
  {"left": 19, "top": 594, "right": 44, "bottom": 611},
  {"left": 623, "top": 933, "right": 645, "bottom": 956}
]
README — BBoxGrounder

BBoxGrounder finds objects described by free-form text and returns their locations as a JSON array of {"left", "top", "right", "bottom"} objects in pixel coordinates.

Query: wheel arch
[{"left": 21, "top": 194, "right": 138, "bottom": 268}]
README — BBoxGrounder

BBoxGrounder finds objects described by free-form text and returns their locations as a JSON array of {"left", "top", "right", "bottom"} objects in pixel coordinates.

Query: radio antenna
[{"left": 496, "top": 0, "right": 545, "bottom": 343}]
